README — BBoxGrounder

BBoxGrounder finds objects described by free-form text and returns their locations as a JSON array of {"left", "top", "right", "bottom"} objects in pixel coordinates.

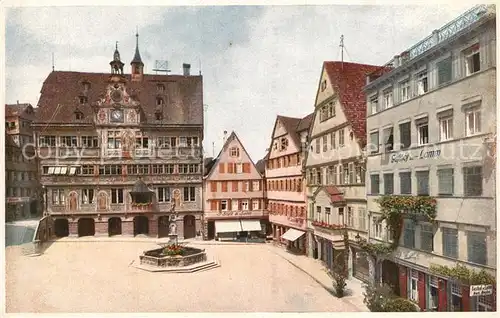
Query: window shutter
[
  {"left": 227, "top": 199, "right": 232, "bottom": 211},
  {"left": 222, "top": 182, "right": 228, "bottom": 192},
  {"left": 227, "top": 163, "right": 233, "bottom": 173},
  {"left": 210, "top": 200, "right": 217, "bottom": 211},
  {"left": 249, "top": 200, "right": 253, "bottom": 211},
  {"left": 219, "top": 163, "right": 225, "bottom": 173},
  {"left": 244, "top": 163, "right": 250, "bottom": 173},
  {"left": 249, "top": 181, "right": 253, "bottom": 192},
  {"left": 238, "top": 200, "right": 242, "bottom": 210},
  {"left": 211, "top": 182, "right": 217, "bottom": 192}
]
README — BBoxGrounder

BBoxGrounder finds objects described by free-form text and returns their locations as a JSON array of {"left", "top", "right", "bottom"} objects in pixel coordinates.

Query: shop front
[
  {"left": 280, "top": 227, "right": 306, "bottom": 254},
  {"left": 397, "top": 264, "right": 496, "bottom": 312},
  {"left": 213, "top": 218, "right": 265, "bottom": 242},
  {"left": 270, "top": 213, "right": 307, "bottom": 254},
  {"left": 311, "top": 228, "right": 346, "bottom": 273}
]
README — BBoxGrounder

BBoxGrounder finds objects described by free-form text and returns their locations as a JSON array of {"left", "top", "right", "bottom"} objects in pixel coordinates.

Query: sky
[{"left": 4, "top": 2, "right": 477, "bottom": 162}]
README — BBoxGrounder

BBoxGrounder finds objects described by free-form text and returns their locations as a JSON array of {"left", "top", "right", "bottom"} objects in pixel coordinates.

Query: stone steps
[{"left": 132, "top": 257, "right": 220, "bottom": 273}]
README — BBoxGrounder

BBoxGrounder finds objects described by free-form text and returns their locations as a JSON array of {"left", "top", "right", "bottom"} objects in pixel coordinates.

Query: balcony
[{"left": 40, "top": 174, "right": 203, "bottom": 185}]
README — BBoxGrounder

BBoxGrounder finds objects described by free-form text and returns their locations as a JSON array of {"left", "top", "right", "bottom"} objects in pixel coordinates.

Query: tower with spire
[
  {"left": 131, "top": 29, "right": 144, "bottom": 82},
  {"left": 110, "top": 41, "right": 124, "bottom": 75}
]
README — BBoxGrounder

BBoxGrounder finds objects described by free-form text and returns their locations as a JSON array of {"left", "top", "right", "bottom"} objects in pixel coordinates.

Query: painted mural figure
[
  {"left": 98, "top": 193, "right": 107, "bottom": 211},
  {"left": 69, "top": 193, "right": 77, "bottom": 211}
]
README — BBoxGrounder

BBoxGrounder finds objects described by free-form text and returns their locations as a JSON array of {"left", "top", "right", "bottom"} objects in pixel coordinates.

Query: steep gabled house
[
  {"left": 304, "top": 61, "right": 380, "bottom": 280},
  {"left": 203, "top": 131, "right": 268, "bottom": 241},
  {"left": 265, "top": 113, "right": 313, "bottom": 254}
]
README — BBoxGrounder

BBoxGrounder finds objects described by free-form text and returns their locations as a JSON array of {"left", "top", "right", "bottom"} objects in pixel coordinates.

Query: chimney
[
  {"left": 183, "top": 63, "right": 191, "bottom": 76},
  {"left": 223, "top": 130, "right": 228, "bottom": 144}
]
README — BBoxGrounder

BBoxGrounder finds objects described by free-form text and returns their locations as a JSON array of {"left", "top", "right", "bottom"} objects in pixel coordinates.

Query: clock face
[
  {"left": 110, "top": 109, "right": 124, "bottom": 123},
  {"left": 111, "top": 89, "right": 123, "bottom": 103}
]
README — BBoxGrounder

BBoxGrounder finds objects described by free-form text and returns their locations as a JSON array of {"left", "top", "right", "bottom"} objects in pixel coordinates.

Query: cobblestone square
[{"left": 6, "top": 241, "right": 359, "bottom": 313}]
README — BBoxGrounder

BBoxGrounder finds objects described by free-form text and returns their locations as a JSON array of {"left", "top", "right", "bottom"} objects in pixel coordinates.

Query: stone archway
[
  {"left": 133, "top": 216, "right": 149, "bottom": 236},
  {"left": 183, "top": 215, "right": 196, "bottom": 239},
  {"left": 78, "top": 218, "right": 95, "bottom": 237},
  {"left": 108, "top": 217, "right": 122, "bottom": 236},
  {"left": 158, "top": 216, "right": 170, "bottom": 238},
  {"left": 54, "top": 218, "right": 69, "bottom": 237}
]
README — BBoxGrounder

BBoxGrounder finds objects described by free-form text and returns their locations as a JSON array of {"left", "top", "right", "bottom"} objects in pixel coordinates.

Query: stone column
[
  {"left": 122, "top": 221, "right": 134, "bottom": 236},
  {"left": 69, "top": 221, "right": 78, "bottom": 237},
  {"left": 176, "top": 219, "right": 184, "bottom": 240},
  {"left": 149, "top": 218, "right": 158, "bottom": 238},
  {"left": 95, "top": 222, "right": 108, "bottom": 237}
]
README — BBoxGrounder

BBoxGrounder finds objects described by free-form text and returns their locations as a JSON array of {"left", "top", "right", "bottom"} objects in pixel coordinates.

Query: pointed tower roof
[
  {"left": 113, "top": 41, "right": 122, "bottom": 62},
  {"left": 131, "top": 30, "right": 144, "bottom": 65}
]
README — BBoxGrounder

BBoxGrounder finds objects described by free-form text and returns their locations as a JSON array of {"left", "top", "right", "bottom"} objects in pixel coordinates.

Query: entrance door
[
  {"left": 54, "top": 219, "right": 69, "bottom": 237},
  {"left": 158, "top": 216, "right": 170, "bottom": 238},
  {"left": 78, "top": 218, "right": 95, "bottom": 237},
  {"left": 207, "top": 221, "right": 215, "bottom": 239},
  {"left": 108, "top": 217, "right": 122, "bottom": 236},
  {"left": 133, "top": 216, "right": 149, "bottom": 236},
  {"left": 183, "top": 215, "right": 196, "bottom": 239},
  {"left": 382, "top": 259, "right": 400, "bottom": 294}
]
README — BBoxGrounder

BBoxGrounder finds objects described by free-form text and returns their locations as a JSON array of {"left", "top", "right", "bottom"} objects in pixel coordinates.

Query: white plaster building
[{"left": 364, "top": 5, "right": 496, "bottom": 312}]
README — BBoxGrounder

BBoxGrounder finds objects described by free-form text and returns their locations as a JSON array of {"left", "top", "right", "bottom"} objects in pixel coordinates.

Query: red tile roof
[
  {"left": 34, "top": 71, "right": 203, "bottom": 125},
  {"left": 323, "top": 61, "right": 381, "bottom": 148},
  {"left": 5, "top": 103, "right": 35, "bottom": 119},
  {"left": 323, "top": 186, "right": 345, "bottom": 204}
]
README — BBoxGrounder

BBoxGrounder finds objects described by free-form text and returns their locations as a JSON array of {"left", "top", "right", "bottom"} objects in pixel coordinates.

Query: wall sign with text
[{"left": 390, "top": 148, "right": 441, "bottom": 163}]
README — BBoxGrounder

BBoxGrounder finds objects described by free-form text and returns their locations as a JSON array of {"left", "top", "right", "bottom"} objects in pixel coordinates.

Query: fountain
[{"left": 134, "top": 203, "right": 220, "bottom": 273}]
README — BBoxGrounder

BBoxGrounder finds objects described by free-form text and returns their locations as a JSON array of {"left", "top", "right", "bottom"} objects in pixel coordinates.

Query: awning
[
  {"left": 281, "top": 228, "right": 305, "bottom": 242},
  {"left": 240, "top": 220, "right": 262, "bottom": 231},
  {"left": 215, "top": 220, "right": 243, "bottom": 233}
]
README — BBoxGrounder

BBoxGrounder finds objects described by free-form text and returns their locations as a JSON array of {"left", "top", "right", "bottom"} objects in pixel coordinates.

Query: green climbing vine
[
  {"left": 429, "top": 264, "right": 496, "bottom": 285},
  {"left": 357, "top": 196, "right": 438, "bottom": 256}
]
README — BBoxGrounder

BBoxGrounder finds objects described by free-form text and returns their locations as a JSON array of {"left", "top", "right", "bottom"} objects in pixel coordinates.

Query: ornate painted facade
[{"left": 32, "top": 34, "right": 204, "bottom": 239}]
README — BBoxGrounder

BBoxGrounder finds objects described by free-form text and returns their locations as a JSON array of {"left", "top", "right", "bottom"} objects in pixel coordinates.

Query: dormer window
[
  {"left": 157, "top": 84, "right": 165, "bottom": 92},
  {"left": 156, "top": 97, "right": 164, "bottom": 106},
  {"left": 75, "top": 111, "right": 84, "bottom": 120},
  {"left": 79, "top": 96, "right": 88, "bottom": 104}
]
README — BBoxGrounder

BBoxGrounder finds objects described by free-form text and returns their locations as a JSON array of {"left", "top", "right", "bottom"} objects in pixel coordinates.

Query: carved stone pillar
[{"left": 69, "top": 221, "right": 78, "bottom": 237}]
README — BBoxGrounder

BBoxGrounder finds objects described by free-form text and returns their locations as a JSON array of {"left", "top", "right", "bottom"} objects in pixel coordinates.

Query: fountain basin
[{"left": 139, "top": 246, "right": 207, "bottom": 268}]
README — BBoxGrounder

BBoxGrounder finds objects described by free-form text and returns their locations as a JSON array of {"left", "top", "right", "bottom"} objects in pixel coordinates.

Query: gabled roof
[
  {"left": 255, "top": 158, "right": 266, "bottom": 175},
  {"left": 204, "top": 131, "right": 262, "bottom": 179},
  {"left": 203, "top": 157, "right": 215, "bottom": 177},
  {"left": 313, "top": 186, "right": 346, "bottom": 204},
  {"left": 34, "top": 71, "right": 203, "bottom": 126},
  {"left": 321, "top": 61, "right": 381, "bottom": 148},
  {"left": 268, "top": 112, "right": 314, "bottom": 155},
  {"left": 5, "top": 103, "right": 35, "bottom": 119}
]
